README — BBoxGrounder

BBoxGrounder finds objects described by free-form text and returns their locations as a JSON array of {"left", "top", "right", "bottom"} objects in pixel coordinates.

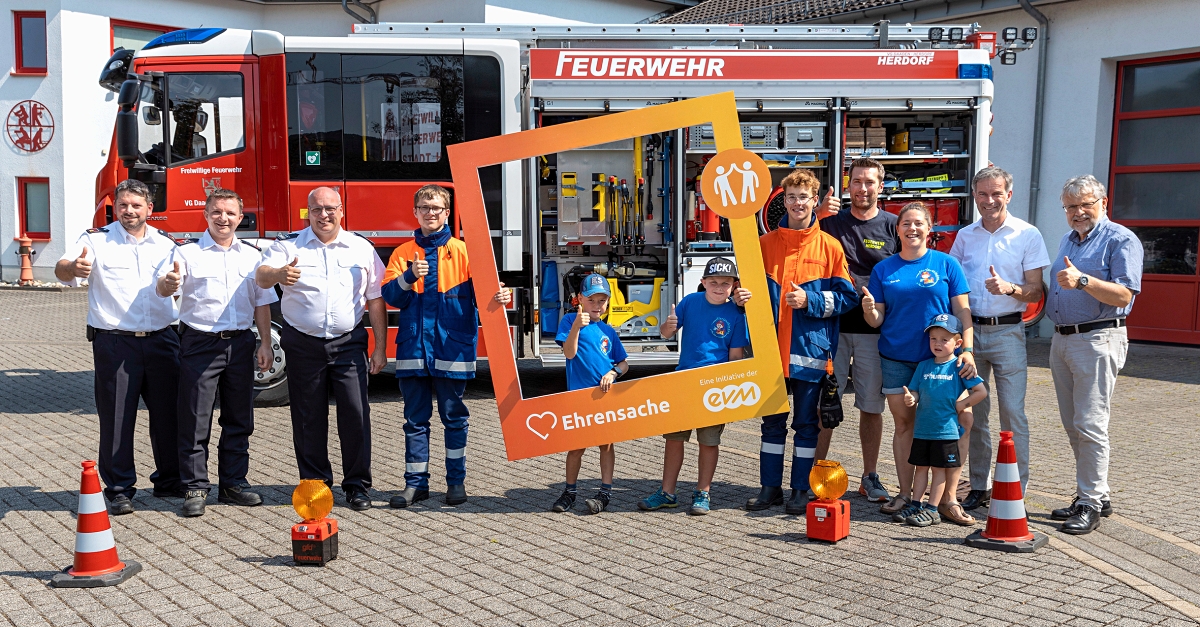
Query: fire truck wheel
[{"left": 253, "top": 319, "right": 290, "bottom": 407}]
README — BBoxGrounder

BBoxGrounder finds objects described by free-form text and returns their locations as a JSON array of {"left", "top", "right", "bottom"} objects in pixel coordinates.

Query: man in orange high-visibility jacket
[
  {"left": 747, "top": 169, "right": 857, "bottom": 515},
  {"left": 381, "top": 185, "right": 510, "bottom": 509}
]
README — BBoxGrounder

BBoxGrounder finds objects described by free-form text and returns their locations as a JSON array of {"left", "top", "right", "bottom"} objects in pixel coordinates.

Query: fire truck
[{"left": 95, "top": 22, "right": 1035, "bottom": 405}]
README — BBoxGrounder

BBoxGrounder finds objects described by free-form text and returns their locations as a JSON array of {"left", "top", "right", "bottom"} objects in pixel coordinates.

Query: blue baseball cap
[
  {"left": 925, "top": 313, "right": 963, "bottom": 335},
  {"left": 580, "top": 273, "right": 611, "bottom": 298}
]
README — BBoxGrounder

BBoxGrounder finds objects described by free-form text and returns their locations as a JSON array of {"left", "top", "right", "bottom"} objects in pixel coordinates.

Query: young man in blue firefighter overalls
[{"left": 382, "top": 184, "right": 510, "bottom": 507}]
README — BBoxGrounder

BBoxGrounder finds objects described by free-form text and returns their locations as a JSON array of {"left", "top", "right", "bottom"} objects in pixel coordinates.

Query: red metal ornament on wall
[{"left": 7, "top": 100, "right": 55, "bottom": 153}]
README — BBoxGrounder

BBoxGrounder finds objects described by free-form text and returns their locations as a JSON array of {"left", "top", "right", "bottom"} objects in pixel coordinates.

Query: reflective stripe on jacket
[
  {"left": 381, "top": 227, "right": 477, "bottom": 379},
  {"left": 760, "top": 214, "right": 857, "bottom": 382}
]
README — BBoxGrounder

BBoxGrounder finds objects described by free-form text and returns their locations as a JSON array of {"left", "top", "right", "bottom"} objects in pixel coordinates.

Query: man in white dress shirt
[
  {"left": 54, "top": 179, "right": 183, "bottom": 516},
  {"left": 157, "top": 188, "right": 277, "bottom": 517},
  {"left": 256, "top": 186, "right": 387, "bottom": 511},
  {"left": 949, "top": 167, "right": 1050, "bottom": 511}
]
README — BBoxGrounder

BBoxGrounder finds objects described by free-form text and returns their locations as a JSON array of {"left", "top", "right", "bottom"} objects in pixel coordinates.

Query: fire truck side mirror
[{"left": 116, "top": 79, "right": 142, "bottom": 167}]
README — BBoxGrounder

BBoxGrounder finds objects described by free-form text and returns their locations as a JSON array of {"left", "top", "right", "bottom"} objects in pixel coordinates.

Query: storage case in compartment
[
  {"left": 782, "top": 122, "right": 826, "bottom": 150},
  {"left": 936, "top": 127, "right": 966, "bottom": 153},
  {"left": 688, "top": 124, "right": 717, "bottom": 150},
  {"left": 741, "top": 122, "right": 779, "bottom": 149}
]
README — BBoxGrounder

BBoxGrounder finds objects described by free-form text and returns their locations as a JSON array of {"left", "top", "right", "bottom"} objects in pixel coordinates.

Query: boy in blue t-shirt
[
  {"left": 896, "top": 314, "right": 986, "bottom": 527},
  {"left": 639, "top": 257, "right": 752, "bottom": 516},
  {"left": 551, "top": 274, "right": 629, "bottom": 514}
]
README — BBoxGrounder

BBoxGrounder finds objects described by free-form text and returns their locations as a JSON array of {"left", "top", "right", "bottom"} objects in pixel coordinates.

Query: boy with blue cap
[
  {"left": 896, "top": 313, "right": 987, "bottom": 527},
  {"left": 551, "top": 273, "right": 629, "bottom": 514}
]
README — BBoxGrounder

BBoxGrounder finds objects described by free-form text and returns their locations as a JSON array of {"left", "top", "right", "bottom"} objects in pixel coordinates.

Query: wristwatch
[
  {"left": 1076, "top": 275, "right": 1089, "bottom": 290},
  {"left": 609, "top": 367, "right": 622, "bottom": 380},
  {"left": 1005, "top": 284, "right": 1017, "bottom": 296}
]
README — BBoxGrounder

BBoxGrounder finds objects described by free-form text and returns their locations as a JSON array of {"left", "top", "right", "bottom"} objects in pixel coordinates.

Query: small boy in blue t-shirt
[
  {"left": 551, "top": 274, "right": 629, "bottom": 515},
  {"left": 897, "top": 313, "right": 986, "bottom": 527},
  {"left": 639, "top": 257, "right": 751, "bottom": 516}
]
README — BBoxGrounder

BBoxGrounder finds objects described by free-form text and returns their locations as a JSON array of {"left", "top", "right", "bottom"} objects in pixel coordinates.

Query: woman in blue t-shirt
[{"left": 861, "top": 202, "right": 977, "bottom": 515}]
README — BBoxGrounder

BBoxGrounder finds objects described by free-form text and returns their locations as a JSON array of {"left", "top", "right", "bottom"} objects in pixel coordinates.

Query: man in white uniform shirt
[
  {"left": 157, "top": 189, "right": 277, "bottom": 517},
  {"left": 54, "top": 179, "right": 184, "bottom": 516},
  {"left": 256, "top": 186, "right": 387, "bottom": 511},
  {"left": 949, "top": 167, "right": 1050, "bottom": 511}
]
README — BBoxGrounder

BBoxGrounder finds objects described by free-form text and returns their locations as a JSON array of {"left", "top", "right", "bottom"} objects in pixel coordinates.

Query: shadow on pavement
[{"left": 0, "top": 369, "right": 97, "bottom": 415}]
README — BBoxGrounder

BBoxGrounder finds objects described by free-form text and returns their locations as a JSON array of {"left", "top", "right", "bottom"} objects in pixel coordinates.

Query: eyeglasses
[
  {"left": 1063, "top": 199, "right": 1102, "bottom": 213},
  {"left": 416, "top": 205, "right": 448, "bottom": 215},
  {"left": 308, "top": 205, "right": 342, "bottom": 215},
  {"left": 784, "top": 195, "right": 814, "bottom": 205}
]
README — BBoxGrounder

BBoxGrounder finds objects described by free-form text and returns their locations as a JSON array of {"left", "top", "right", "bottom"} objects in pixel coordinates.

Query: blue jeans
[
  {"left": 398, "top": 376, "right": 469, "bottom": 489},
  {"left": 880, "top": 356, "right": 920, "bottom": 396}
]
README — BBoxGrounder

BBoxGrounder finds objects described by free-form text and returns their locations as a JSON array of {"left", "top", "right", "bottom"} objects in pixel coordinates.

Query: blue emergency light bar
[
  {"left": 957, "top": 64, "right": 993, "bottom": 80},
  {"left": 143, "top": 28, "right": 226, "bottom": 50}
]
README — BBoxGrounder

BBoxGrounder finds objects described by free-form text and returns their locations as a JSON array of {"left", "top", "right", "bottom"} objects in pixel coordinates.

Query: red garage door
[{"left": 1111, "top": 52, "right": 1200, "bottom": 344}]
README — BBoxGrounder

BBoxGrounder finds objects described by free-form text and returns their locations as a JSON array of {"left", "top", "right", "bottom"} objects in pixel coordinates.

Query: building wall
[{"left": 0, "top": 0, "right": 666, "bottom": 281}]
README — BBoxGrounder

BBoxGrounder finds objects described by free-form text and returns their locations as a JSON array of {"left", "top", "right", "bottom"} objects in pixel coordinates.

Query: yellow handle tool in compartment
[{"left": 602, "top": 277, "right": 665, "bottom": 333}]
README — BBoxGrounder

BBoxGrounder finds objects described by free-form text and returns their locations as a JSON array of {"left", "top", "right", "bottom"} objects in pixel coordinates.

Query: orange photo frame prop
[{"left": 448, "top": 91, "right": 789, "bottom": 461}]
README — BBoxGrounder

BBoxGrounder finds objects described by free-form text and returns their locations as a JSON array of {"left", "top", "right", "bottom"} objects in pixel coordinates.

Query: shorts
[
  {"left": 880, "top": 356, "right": 920, "bottom": 395},
  {"left": 908, "top": 438, "right": 962, "bottom": 468},
  {"left": 664, "top": 424, "right": 725, "bottom": 446},
  {"left": 833, "top": 333, "right": 885, "bottom": 414}
]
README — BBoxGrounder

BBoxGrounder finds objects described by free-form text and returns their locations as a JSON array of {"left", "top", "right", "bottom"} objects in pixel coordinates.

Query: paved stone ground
[{"left": 2, "top": 290, "right": 1200, "bottom": 626}]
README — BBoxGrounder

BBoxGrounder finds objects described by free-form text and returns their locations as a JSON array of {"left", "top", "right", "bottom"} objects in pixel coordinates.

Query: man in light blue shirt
[{"left": 1045, "top": 174, "right": 1143, "bottom": 536}]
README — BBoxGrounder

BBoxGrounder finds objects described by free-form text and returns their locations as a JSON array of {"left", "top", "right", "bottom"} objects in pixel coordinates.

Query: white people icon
[{"left": 710, "top": 161, "right": 760, "bottom": 207}]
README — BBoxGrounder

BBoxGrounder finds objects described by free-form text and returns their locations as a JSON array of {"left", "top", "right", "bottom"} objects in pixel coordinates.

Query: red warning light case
[
  {"left": 292, "top": 518, "right": 339, "bottom": 566},
  {"left": 806, "top": 499, "right": 850, "bottom": 543}
]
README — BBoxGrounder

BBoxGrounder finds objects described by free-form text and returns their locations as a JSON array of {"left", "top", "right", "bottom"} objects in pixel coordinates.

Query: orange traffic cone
[
  {"left": 965, "top": 431, "right": 1048, "bottom": 553},
  {"left": 50, "top": 461, "right": 141, "bottom": 587}
]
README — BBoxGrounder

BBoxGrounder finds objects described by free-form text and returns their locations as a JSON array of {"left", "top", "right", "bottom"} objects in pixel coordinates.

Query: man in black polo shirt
[{"left": 815, "top": 157, "right": 899, "bottom": 505}]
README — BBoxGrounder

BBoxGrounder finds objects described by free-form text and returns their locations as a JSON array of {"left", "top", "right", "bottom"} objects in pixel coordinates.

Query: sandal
[
  {"left": 880, "top": 495, "right": 910, "bottom": 515},
  {"left": 938, "top": 502, "right": 976, "bottom": 526}
]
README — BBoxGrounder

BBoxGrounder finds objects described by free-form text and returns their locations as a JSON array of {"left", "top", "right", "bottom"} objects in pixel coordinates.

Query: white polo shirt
[
  {"left": 165, "top": 231, "right": 279, "bottom": 333},
  {"left": 950, "top": 214, "right": 1051, "bottom": 318},
  {"left": 261, "top": 227, "right": 384, "bottom": 338},
  {"left": 59, "top": 223, "right": 179, "bottom": 332}
]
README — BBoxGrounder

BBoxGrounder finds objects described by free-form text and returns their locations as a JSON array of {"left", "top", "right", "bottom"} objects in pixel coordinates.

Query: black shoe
[
  {"left": 345, "top": 488, "right": 372, "bottom": 511},
  {"left": 961, "top": 489, "right": 991, "bottom": 511},
  {"left": 585, "top": 491, "right": 610, "bottom": 514},
  {"left": 108, "top": 494, "right": 134, "bottom": 516},
  {"left": 784, "top": 489, "right": 808, "bottom": 515},
  {"left": 389, "top": 487, "right": 430, "bottom": 509},
  {"left": 1060, "top": 504, "right": 1101, "bottom": 535},
  {"left": 745, "top": 486, "right": 784, "bottom": 511},
  {"left": 217, "top": 485, "right": 263, "bottom": 507},
  {"left": 445, "top": 484, "right": 467, "bottom": 506},
  {"left": 181, "top": 490, "right": 207, "bottom": 517},
  {"left": 1051, "top": 497, "right": 1112, "bottom": 521},
  {"left": 551, "top": 489, "right": 576, "bottom": 513},
  {"left": 153, "top": 485, "right": 187, "bottom": 498}
]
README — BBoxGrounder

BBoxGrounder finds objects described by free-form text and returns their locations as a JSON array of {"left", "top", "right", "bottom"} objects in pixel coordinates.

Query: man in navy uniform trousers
[
  {"left": 256, "top": 186, "right": 387, "bottom": 511},
  {"left": 157, "top": 188, "right": 277, "bottom": 517},
  {"left": 55, "top": 179, "right": 183, "bottom": 516},
  {"left": 382, "top": 184, "right": 511, "bottom": 508}
]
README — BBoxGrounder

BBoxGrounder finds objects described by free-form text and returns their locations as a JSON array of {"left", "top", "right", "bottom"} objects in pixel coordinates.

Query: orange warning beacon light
[
  {"left": 50, "top": 460, "right": 141, "bottom": 588},
  {"left": 291, "top": 480, "right": 339, "bottom": 566},
  {"left": 806, "top": 460, "right": 851, "bottom": 543}
]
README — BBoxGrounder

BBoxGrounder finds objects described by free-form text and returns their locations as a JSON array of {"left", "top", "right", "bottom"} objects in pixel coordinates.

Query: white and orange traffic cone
[
  {"left": 50, "top": 461, "right": 141, "bottom": 588},
  {"left": 964, "top": 431, "right": 1048, "bottom": 553}
]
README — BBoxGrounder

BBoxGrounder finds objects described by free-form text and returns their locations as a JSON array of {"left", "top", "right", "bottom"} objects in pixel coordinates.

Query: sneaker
[
  {"left": 892, "top": 501, "right": 923, "bottom": 523},
  {"left": 585, "top": 491, "right": 610, "bottom": 514},
  {"left": 551, "top": 489, "right": 576, "bottom": 513},
  {"left": 688, "top": 491, "right": 711, "bottom": 516},
  {"left": 637, "top": 487, "right": 678, "bottom": 511},
  {"left": 906, "top": 504, "right": 942, "bottom": 527},
  {"left": 858, "top": 473, "right": 890, "bottom": 503}
]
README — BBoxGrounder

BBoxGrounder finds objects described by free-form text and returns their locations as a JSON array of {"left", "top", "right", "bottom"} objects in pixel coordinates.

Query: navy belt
[
  {"left": 88, "top": 325, "right": 170, "bottom": 338},
  {"left": 1055, "top": 318, "right": 1124, "bottom": 336},
  {"left": 182, "top": 324, "right": 250, "bottom": 340}
]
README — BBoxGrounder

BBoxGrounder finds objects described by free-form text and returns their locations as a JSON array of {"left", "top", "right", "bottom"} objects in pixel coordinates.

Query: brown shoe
[
  {"left": 880, "top": 495, "right": 910, "bottom": 515},
  {"left": 938, "top": 502, "right": 976, "bottom": 526}
]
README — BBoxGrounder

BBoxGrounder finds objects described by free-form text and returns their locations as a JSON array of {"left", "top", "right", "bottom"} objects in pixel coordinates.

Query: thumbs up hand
[
  {"left": 860, "top": 285, "right": 876, "bottom": 312},
  {"left": 984, "top": 264, "right": 1013, "bottom": 296},
  {"left": 785, "top": 281, "right": 808, "bottom": 309},
  {"left": 73, "top": 246, "right": 92, "bottom": 279},
  {"left": 573, "top": 304, "right": 591, "bottom": 328},
  {"left": 902, "top": 386, "right": 917, "bottom": 408},
  {"left": 816, "top": 188, "right": 841, "bottom": 219},
  {"left": 1057, "top": 255, "right": 1083, "bottom": 290},
  {"left": 667, "top": 303, "right": 677, "bottom": 325},
  {"left": 410, "top": 251, "right": 429, "bottom": 279},
  {"left": 494, "top": 281, "right": 512, "bottom": 305},
  {"left": 732, "top": 286, "right": 752, "bottom": 306},
  {"left": 281, "top": 257, "right": 302, "bottom": 286},
  {"left": 163, "top": 261, "right": 182, "bottom": 294}
]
